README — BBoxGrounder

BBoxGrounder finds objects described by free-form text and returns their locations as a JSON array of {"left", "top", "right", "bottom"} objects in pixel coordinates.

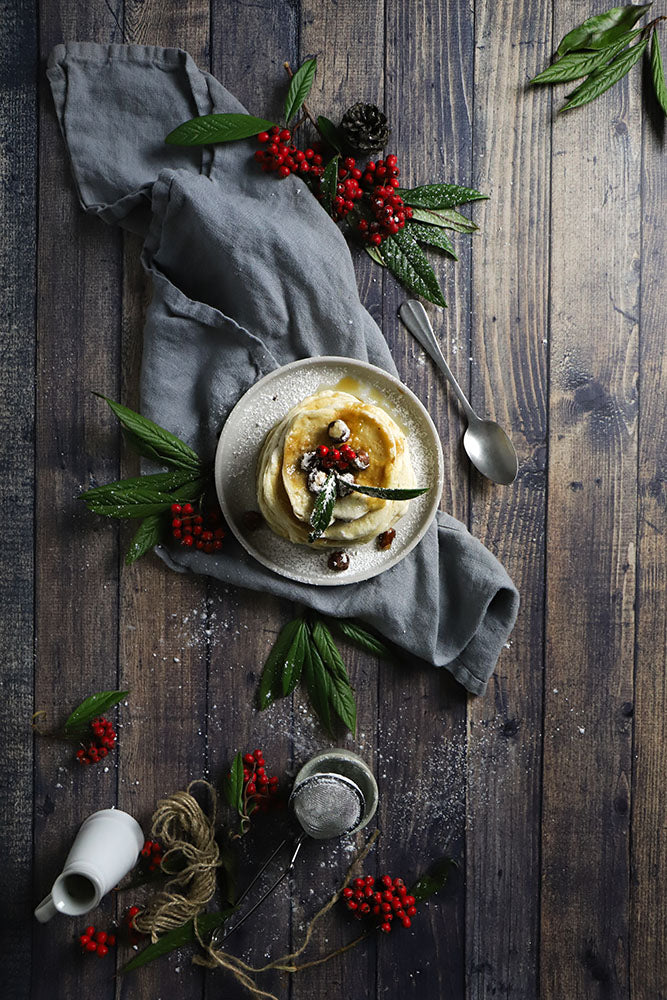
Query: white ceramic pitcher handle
[{"left": 34, "top": 893, "right": 56, "bottom": 923}]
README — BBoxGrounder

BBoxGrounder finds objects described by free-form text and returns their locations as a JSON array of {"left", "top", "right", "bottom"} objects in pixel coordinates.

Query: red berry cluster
[
  {"left": 331, "top": 156, "right": 364, "bottom": 221},
  {"left": 357, "top": 155, "right": 412, "bottom": 246},
  {"left": 75, "top": 716, "right": 117, "bottom": 766},
  {"left": 242, "top": 748, "right": 280, "bottom": 814},
  {"left": 124, "top": 905, "right": 145, "bottom": 946},
  {"left": 171, "top": 503, "right": 225, "bottom": 553},
  {"left": 140, "top": 838, "right": 163, "bottom": 873},
  {"left": 78, "top": 925, "right": 116, "bottom": 957},
  {"left": 316, "top": 442, "right": 359, "bottom": 472},
  {"left": 254, "top": 127, "right": 325, "bottom": 180},
  {"left": 342, "top": 874, "right": 417, "bottom": 933}
]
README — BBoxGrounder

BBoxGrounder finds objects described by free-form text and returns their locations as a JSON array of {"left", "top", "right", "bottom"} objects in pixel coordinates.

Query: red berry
[
  {"left": 404, "top": 895, "right": 416, "bottom": 906},
  {"left": 107, "top": 935, "right": 116, "bottom": 946},
  {"left": 79, "top": 935, "right": 90, "bottom": 947},
  {"left": 347, "top": 901, "right": 358, "bottom": 911},
  {"left": 171, "top": 503, "right": 182, "bottom": 514},
  {"left": 279, "top": 129, "right": 291, "bottom": 143},
  {"left": 370, "top": 234, "right": 382, "bottom": 246},
  {"left": 182, "top": 503, "right": 194, "bottom": 515},
  {"left": 182, "top": 535, "right": 193, "bottom": 547},
  {"left": 407, "top": 905, "right": 417, "bottom": 916},
  {"left": 401, "top": 917, "right": 412, "bottom": 928},
  {"left": 128, "top": 906, "right": 140, "bottom": 918},
  {"left": 95, "top": 931, "right": 107, "bottom": 944},
  {"left": 317, "top": 445, "right": 329, "bottom": 458},
  {"left": 85, "top": 940, "right": 97, "bottom": 952},
  {"left": 257, "top": 132, "right": 269, "bottom": 143},
  {"left": 381, "top": 922, "right": 392, "bottom": 933},
  {"left": 96, "top": 944, "right": 109, "bottom": 957},
  {"left": 243, "top": 753, "right": 255, "bottom": 764},
  {"left": 278, "top": 165, "right": 290, "bottom": 179},
  {"left": 342, "top": 887, "right": 354, "bottom": 899}
]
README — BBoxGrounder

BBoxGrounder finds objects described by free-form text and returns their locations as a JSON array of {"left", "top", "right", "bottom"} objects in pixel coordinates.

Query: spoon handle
[{"left": 399, "top": 300, "right": 477, "bottom": 423}]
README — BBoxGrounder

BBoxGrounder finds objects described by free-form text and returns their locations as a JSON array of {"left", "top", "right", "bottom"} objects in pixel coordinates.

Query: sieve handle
[{"left": 212, "top": 833, "right": 306, "bottom": 947}]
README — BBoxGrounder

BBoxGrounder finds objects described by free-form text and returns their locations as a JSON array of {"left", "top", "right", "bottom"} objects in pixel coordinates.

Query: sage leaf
[
  {"left": 344, "top": 479, "right": 429, "bottom": 501},
  {"left": 284, "top": 57, "right": 317, "bottom": 124},
  {"left": 310, "top": 620, "right": 357, "bottom": 734},
  {"left": 308, "top": 471, "right": 338, "bottom": 542},
  {"left": 650, "top": 29, "right": 667, "bottom": 114},
  {"left": 410, "top": 206, "right": 478, "bottom": 233},
  {"left": 317, "top": 115, "right": 344, "bottom": 153},
  {"left": 303, "top": 640, "right": 333, "bottom": 734},
  {"left": 320, "top": 155, "right": 340, "bottom": 212},
  {"left": 397, "top": 183, "right": 487, "bottom": 210},
  {"left": 258, "top": 618, "right": 305, "bottom": 709},
  {"left": 556, "top": 3, "right": 651, "bottom": 58},
  {"left": 96, "top": 395, "right": 201, "bottom": 472},
  {"left": 411, "top": 857, "right": 458, "bottom": 904},
  {"left": 381, "top": 229, "right": 447, "bottom": 307},
  {"left": 365, "top": 245, "right": 386, "bottom": 265},
  {"left": 64, "top": 690, "right": 128, "bottom": 738},
  {"left": 83, "top": 473, "right": 209, "bottom": 519},
  {"left": 337, "top": 620, "right": 393, "bottom": 659},
  {"left": 122, "top": 911, "right": 233, "bottom": 972},
  {"left": 561, "top": 37, "right": 648, "bottom": 110},
  {"left": 405, "top": 221, "right": 457, "bottom": 258},
  {"left": 125, "top": 514, "right": 166, "bottom": 565},
  {"left": 282, "top": 619, "right": 308, "bottom": 696},
  {"left": 530, "top": 29, "right": 640, "bottom": 83},
  {"left": 223, "top": 752, "right": 245, "bottom": 814},
  {"left": 165, "top": 113, "right": 275, "bottom": 146}
]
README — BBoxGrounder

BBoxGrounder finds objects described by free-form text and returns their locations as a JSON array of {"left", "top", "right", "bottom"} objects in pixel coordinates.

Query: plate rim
[{"left": 214, "top": 355, "right": 444, "bottom": 587}]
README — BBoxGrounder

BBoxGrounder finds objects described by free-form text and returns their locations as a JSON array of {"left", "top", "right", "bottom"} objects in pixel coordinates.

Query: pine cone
[{"left": 339, "top": 103, "right": 391, "bottom": 154}]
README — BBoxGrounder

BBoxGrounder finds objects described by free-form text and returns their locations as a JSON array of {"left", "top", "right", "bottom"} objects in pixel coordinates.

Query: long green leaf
[
  {"left": 320, "top": 155, "right": 340, "bottom": 212},
  {"left": 303, "top": 639, "right": 333, "bottom": 735},
  {"left": 64, "top": 690, "right": 128, "bottom": 738},
  {"left": 223, "top": 752, "right": 245, "bottom": 814},
  {"left": 530, "top": 29, "right": 640, "bottom": 83},
  {"left": 84, "top": 470, "right": 201, "bottom": 504},
  {"left": 410, "top": 206, "right": 478, "bottom": 233},
  {"left": 284, "top": 58, "right": 317, "bottom": 124},
  {"left": 282, "top": 619, "right": 308, "bottom": 696},
  {"left": 405, "top": 222, "right": 457, "bottom": 258},
  {"left": 556, "top": 3, "right": 651, "bottom": 57},
  {"left": 83, "top": 475, "right": 209, "bottom": 519},
  {"left": 650, "top": 29, "right": 667, "bottom": 113},
  {"left": 125, "top": 514, "right": 166, "bottom": 565},
  {"left": 337, "top": 620, "right": 394, "bottom": 659},
  {"left": 96, "top": 395, "right": 202, "bottom": 471},
  {"left": 122, "top": 910, "right": 233, "bottom": 972},
  {"left": 397, "top": 183, "right": 487, "bottom": 210},
  {"left": 345, "top": 480, "right": 429, "bottom": 501},
  {"left": 258, "top": 618, "right": 305, "bottom": 709},
  {"left": 365, "top": 245, "right": 386, "bottom": 265},
  {"left": 381, "top": 229, "right": 447, "bottom": 307},
  {"left": 308, "top": 471, "right": 338, "bottom": 542},
  {"left": 310, "top": 621, "right": 357, "bottom": 734},
  {"left": 317, "top": 115, "right": 344, "bottom": 153},
  {"left": 561, "top": 38, "right": 648, "bottom": 111},
  {"left": 165, "top": 113, "right": 275, "bottom": 146}
]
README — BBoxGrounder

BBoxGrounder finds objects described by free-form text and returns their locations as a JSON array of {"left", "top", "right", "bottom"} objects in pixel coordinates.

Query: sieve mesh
[{"left": 290, "top": 773, "right": 365, "bottom": 840}]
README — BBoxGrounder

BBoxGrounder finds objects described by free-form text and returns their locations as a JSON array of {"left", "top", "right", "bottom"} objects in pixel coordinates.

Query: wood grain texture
[
  {"left": 541, "top": 0, "right": 642, "bottom": 996},
  {"left": 0, "top": 1, "right": 37, "bottom": 996}
]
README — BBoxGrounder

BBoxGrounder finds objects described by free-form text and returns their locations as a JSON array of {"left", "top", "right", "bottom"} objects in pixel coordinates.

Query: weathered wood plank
[
  {"left": 0, "top": 1, "right": 38, "bottom": 996},
  {"left": 541, "top": 1, "right": 642, "bottom": 996},
  {"left": 467, "top": 1, "right": 551, "bottom": 997},
  {"left": 33, "top": 3, "right": 124, "bottom": 1000},
  {"left": 629, "top": 98, "right": 667, "bottom": 1000},
  {"left": 380, "top": 1, "right": 474, "bottom": 996}
]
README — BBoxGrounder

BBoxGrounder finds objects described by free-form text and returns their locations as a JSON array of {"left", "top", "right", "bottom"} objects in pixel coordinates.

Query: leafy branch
[{"left": 307, "top": 470, "right": 429, "bottom": 543}]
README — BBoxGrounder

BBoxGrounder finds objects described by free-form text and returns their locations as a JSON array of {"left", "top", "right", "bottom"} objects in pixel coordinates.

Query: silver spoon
[{"left": 399, "top": 300, "right": 518, "bottom": 485}]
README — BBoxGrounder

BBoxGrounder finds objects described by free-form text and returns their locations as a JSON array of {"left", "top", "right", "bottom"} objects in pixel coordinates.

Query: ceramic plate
[{"left": 214, "top": 357, "right": 443, "bottom": 586}]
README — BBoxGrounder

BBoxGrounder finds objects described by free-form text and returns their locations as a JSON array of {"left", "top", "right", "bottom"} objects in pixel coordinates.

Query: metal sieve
[{"left": 212, "top": 750, "right": 377, "bottom": 946}]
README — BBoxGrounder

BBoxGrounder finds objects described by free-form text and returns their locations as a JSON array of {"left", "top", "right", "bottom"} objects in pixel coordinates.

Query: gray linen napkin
[{"left": 47, "top": 42, "right": 519, "bottom": 696}]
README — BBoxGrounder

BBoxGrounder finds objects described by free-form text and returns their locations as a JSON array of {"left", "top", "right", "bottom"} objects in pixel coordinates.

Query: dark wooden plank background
[{"left": 1, "top": 1, "right": 665, "bottom": 998}]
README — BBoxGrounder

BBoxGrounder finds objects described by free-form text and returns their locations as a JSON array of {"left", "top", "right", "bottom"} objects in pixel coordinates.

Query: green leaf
[
  {"left": 308, "top": 471, "right": 338, "bottom": 542},
  {"left": 411, "top": 857, "right": 458, "bottom": 904},
  {"left": 365, "top": 245, "right": 386, "bottom": 265},
  {"left": 165, "top": 113, "right": 276, "bottom": 146},
  {"left": 556, "top": 4, "right": 651, "bottom": 57},
  {"left": 344, "top": 479, "right": 430, "bottom": 501},
  {"left": 336, "top": 620, "right": 394, "bottom": 659},
  {"left": 650, "top": 29, "right": 667, "bottom": 114},
  {"left": 310, "top": 620, "right": 357, "bottom": 734},
  {"left": 96, "top": 395, "right": 202, "bottom": 472},
  {"left": 302, "top": 639, "right": 333, "bottom": 734},
  {"left": 381, "top": 229, "right": 447, "bottom": 307},
  {"left": 284, "top": 58, "right": 317, "bottom": 124},
  {"left": 410, "top": 206, "right": 478, "bottom": 233},
  {"left": 223, "top": 752, "right": 245, "bottom": 814},
  {"left": 125, "top": 514, "right": 166, "bottom": 565},
  {"left": 282, "top": 619, "right": 308, "bottom": 696},
  {"left": 64, "top": 690, "right": 128, "bottom": 738},
  {"left": 561, "top": 37, "right": 648, "bottom": 110},
  {"left": 530, "top": 30, "right": 640, "bottom": 83},
  {"left": 405, "top": 222, "right": 457, "bottom": 258},
  {"left": 83, "top": 473, "right": 210, "bottom": 519},
  {"left": 258, "top": 618, "right": 305, "bottom": 709},
  {"left": 320, "top": 155, "right": 340, "bottom": 212},
  {"left": 122, "top": 910, "right": 233, "bottom": 972},
  {"left": 397, "top": 183, "right": 488, "bottom": 210},
  {"left": 317, "top": 115, "right": 344, "bottom": 153}
]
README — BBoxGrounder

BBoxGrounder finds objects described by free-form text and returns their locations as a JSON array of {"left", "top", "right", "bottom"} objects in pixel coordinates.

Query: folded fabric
[{"left": 47, "top": 42, "right": 519, "bottom": 696}]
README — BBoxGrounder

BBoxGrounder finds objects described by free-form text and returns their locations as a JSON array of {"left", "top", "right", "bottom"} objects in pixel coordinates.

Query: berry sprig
[
  {"left": 342, "top": 874, "right": 417, "bottom": 933},
  {"left": 124, "top": 905, "right": 146, "bottom": 947},
  {"left": 241, "top": 748, "right": 280, "bottom": 815},
  {"left": 170, "top": 502, "right": 225, "bottom": 553},
  {"left": 140, "top": 838, "right": 164, "bottom": 873},
  {"left": 78, "top": 925, "right": 117, "bottom": 957},
  {"left": 75, "top": 715, "right": 117, "bottom": 766},
  {"left": 254, "top": 126, "right": 325, "bottom": 179}
]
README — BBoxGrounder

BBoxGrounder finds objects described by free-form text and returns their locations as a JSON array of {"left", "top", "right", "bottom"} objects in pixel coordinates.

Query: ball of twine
[{"left": 133, "top": 780, "right": 220, "bottom": 942}]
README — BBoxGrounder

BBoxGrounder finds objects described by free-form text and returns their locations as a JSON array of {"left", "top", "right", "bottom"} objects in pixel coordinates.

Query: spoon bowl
[{"left": 464, "top": 419, "right": 519, "bottom": 485}]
